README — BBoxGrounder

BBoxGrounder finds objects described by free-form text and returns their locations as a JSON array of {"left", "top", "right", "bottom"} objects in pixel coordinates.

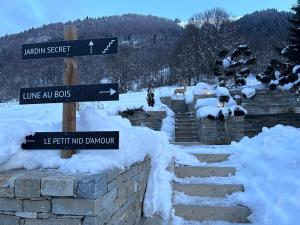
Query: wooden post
[{"left": 61, "top": 25, "right": 77, "bottom": 158}]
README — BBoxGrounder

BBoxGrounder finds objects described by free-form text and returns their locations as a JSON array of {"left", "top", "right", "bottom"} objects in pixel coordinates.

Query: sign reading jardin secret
[
  {"left": 22, "top": 37, "right": 118, "bottom": 60},
  {"left": 20, "top": 83, "right": 118, "bottom": 104},
  {"left": 22, "top": 132, "right": 119, "bottom": 150},
  {"left": 20, "top": 25, "right": 119, "bottom": 156}
]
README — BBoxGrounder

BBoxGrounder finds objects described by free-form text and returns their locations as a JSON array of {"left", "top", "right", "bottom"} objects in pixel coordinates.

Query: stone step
[
  {"left": 175, "top": 132, "right": 199, "bottom": 136},
  {"left": 175, "top": 125, "right": 198, "bottom": 128},
  {"left": 176, "top": 120, "right": 197, "bottom": 124},
  {"left": 175, "top": 134, "right": 199, "bottom": 138},
  {"left": 193, "top": 154, "right": 230, "bottom": 163},
  {"left": 175, "top": 122, "right": 197, "bottom": 126},
  {"left": 175, "top": 128, "right": 198, "bottom": 132},
  {"left": 175, "top": 166, "right": 236, "bottom": 178},
  {"left": 175, "top": 138, "right": 200, "bottom": 143},
  {"left": 176, "top": 112, "right": 194, "bottom": 115},
  {"left": 174, "top": 183, "right": 244, "bottom": 197},
  {"left": 175, "top": 115, "right": 196, "bottom": 120},
  {"left": 171, "top": 142, "right": 203, "bottom": 146},
  {"left": 174, "top": 204, "right": 251, "bottom": 223}
]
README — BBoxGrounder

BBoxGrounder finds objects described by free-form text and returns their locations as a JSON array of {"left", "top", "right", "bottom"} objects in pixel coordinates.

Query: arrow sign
[
  {"left": 89, "top": 41, "right": 94, "bottom": 54},
  {"left": 99, "top": 88, "right": 117, "bottom": 96},
  {"left": 19, "top": 83, "right": 119, "bottom": 105},
  {"left": 22, "top": 131, "right": 119, "bottom": 150},
  {"left": 22, "top": 37, "right": 118, "bottom": 60}
]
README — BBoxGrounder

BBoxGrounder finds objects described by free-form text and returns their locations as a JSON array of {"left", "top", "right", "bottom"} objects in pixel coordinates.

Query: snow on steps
[
  {"left": 174, "top": 183, "right": 244, "bottom": 197},
  {"left": 175, "top": 166, "right": 236, "bottom": 178},
  {"left": 174, "top": 204, "right": 250, "bottom": 223},
  {"left": 172, "top": 145, "right": 251, "bottom": 224},
  {"left": 175, "top": 112, "right": 200, "bottom": 143},
  {"left": 173, "top": 193, "right": 251, "bottom": 223},
  {"left": 193, "top": 154, "right": 230, "bottom": 163}
]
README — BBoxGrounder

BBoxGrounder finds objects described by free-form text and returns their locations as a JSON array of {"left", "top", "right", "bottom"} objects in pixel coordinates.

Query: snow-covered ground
[{"left": 0, "top": 84, "right": 300, "bottom": 224}]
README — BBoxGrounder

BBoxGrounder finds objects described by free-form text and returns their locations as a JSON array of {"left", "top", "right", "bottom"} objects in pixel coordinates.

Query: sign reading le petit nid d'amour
[{"left": 22, "top": 131, "right": 119, "bottom": 150}]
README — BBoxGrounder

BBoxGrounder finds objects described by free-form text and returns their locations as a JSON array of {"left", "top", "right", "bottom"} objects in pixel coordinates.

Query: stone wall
[
  {"left": 0, "top": 156, "right": 151, "bottom": 225},
  {"left": 170, "top": 100, "right": 187, "bottom": 113},
  {"left": 160, "top": 97, "right": 171, "bottom": 109},
  {"left": 240, "top": 89, "right": 300, "bottom": 115},
  {"left": 245, "top": 113, "right": 300, "bottom": 137},
  {"left": 120, "top": 111, "right": 166, "bottom": 131},
  {"left": 197, "top": 117, "right": 244, "bottom": 145}
]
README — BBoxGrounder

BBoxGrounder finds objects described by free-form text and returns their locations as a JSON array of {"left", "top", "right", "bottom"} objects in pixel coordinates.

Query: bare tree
[{"left": 190, "top": 8, "right": 242, "bottom": 73}]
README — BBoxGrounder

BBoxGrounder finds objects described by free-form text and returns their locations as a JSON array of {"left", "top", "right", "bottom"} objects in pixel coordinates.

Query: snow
[
  {"left": 215, "top": 86, "right": 230, "bottom": 97},
  {"left": 223, "top": 57, "right": 231, "bottom": 68},
  {"left": 161, "top": 107, "right": 175, "bottom": 140},
  {"left": 293, "top": 64, "right": 300, "bottom": 74},
  {"left": 242, "top": 87, "right": 256, "bottom": 99},
  {"left": 195, "top": 98, "right": 218, "bottom": 110},
  {"left": 197, "top": 106, "right": 224, "bottom": 118},
  {"left": 230, "top": 125, "right": 300, "bottom": 225},
  {"left": 192, "top": 82, "right": 215, "bottom": 96}
]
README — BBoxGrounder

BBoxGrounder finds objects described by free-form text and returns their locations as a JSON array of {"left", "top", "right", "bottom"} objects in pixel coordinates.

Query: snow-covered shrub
[
  {"left": 192, "top": 82, "right": 214, "bottom": 96},
  {"left": 119, "top": 106, "right": 144, "bottom": 117},
  {"left": 214, "top": 45, "right": 256, "bottom": 88},
  {"left": 196, "top": 87, "right": 247, "bottom": 120},
  {"left": 257, "top": 60, "right": 300, "bottom": 91},
  {"left": 242, "top": 87, "right": 256, "bottom": 99}
]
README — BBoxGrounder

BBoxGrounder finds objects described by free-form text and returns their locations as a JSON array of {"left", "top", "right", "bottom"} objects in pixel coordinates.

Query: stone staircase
[
  {"left": 175, "top": 112, "right": 199, "bottom": 143},
  {"left": 173, "top": 152, "right": 251, "bottom": 224}
]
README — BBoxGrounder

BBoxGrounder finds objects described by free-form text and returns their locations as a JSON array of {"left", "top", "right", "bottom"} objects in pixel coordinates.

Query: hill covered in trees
[{"left": 0, "top": 10, "right": 292, "bottom": 101}]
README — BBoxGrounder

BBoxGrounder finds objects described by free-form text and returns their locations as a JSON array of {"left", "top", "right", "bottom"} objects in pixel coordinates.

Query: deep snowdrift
[{"left": 231, "top": 125, "right": 300, "bottom": 225}]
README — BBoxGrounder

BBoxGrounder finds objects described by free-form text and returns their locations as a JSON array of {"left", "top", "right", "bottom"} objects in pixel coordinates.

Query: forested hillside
[{"left": 0, "top": 10, "right": 291, "bottom": 101}]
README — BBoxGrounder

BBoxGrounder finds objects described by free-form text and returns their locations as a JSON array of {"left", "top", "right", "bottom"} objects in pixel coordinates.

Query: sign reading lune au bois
[{"left": 19, "top": 83, "right": 119, "bottom": 104}]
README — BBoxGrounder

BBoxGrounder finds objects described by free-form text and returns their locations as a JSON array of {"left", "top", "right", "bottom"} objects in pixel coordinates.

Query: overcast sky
[{"left": 0, "top": 0, "right": 296, "bottom": 36}]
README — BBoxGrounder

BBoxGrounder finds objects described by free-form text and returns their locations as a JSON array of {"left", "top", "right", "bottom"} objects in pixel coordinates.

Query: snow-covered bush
[
  {"left": 195, "top": 86, "right": 247, "bottom": 120},
  {"left": 192, "top": 82, "right": 215, "bottom": 96},
  {"left": 257, "top": 61, "right": 300, "bottom": 91},
  {"left": 242, "top": 87, "right": 256, "bottom": 99},
  {"left": 214, "top": 45, "right": 256, "bottom": 88}
]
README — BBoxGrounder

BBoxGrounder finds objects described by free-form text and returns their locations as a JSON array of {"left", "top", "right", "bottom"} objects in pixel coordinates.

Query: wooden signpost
[
  {"left": 20, "top": 25, "right": 119, "bottom": 158},
  {"left": 63, "top": 25, "right": 77, "bottom": 158}
]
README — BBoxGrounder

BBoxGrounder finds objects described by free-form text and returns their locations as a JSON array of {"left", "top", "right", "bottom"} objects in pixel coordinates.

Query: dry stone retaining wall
[
  {"left": 197, "top": 117, "right": 244, "bottom": 145},
  {"left": 0, "top": 156, "right": 151, "bottom": 225},
  {"left": 119, "top": 111, "right": 166, "bottom": 131}
]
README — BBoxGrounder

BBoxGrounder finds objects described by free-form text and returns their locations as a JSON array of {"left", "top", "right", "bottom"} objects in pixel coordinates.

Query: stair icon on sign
[{"left": 102, "top": 40, "right": 116, "bottom": 54}]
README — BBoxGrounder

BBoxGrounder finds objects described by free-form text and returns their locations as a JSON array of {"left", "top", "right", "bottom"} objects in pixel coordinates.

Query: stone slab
[
  {"left": 41, "top": 175, "right": 75, "bottom": 197},
  {"left": 76, "top": 173, "right": 107, "bottom": 199}
]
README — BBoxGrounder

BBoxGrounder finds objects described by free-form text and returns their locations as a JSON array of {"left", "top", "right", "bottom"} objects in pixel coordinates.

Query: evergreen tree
[{"left": 283, "top": 0, "right": 300, "bottom": 64}]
